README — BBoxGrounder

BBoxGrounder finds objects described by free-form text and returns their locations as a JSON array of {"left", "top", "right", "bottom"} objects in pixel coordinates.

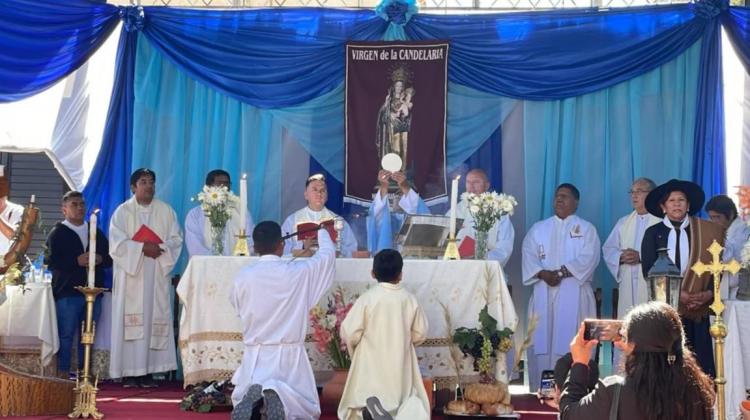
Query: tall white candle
[
  {"left": 87, "top": 211, "right": 97, "bottom": 288},
  {"left": 240, "top": 174, "right": 247, "bottom": 232},
  {"left": 30, "top": 194, "right": 35, "bottom": 204},
  {"left": 449, "top": 175, "right": 460, "bottom": 239}
]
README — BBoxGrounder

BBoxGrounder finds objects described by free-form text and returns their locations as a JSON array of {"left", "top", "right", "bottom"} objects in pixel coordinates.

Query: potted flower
[{"left": 309, "top": 286, "right": 356, "bottom": 409}]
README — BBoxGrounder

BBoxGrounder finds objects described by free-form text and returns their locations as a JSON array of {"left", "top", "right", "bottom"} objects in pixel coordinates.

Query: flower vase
[
  {"left": 210, "top": 225, "right": 225, "bottom": 256},
  {"left": 320, "top": 368, "right": 349, "bottom": 413},
  {"left": 475, "top": 230, "right": 489, "bottom": 260}
]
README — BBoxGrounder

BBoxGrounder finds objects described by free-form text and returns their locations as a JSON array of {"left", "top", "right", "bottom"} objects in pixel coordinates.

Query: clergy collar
[
  {"left": 379, "top": 282, "right": 402, "bottom": 290},
  {"left": 258, "top": 254, "right": 281, "bottom": 261},
  {"left": 306, "top": 206, "right": 326, "bottom": 214},
  {"left": 553, "top": 214, "right": 576, "bottom": 223}
]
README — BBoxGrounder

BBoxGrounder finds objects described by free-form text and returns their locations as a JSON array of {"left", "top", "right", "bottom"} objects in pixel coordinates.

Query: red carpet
[{"left": 19, "top": 382, "right": 556, "bottom": 420}]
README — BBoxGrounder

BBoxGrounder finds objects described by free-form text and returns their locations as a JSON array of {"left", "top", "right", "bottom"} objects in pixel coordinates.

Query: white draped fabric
[
  {"left": 0, "top": 284, "right": 59, "bottom": 368},
  {"left": 177, "top": 257, "right": 517, "bottom": 389}
]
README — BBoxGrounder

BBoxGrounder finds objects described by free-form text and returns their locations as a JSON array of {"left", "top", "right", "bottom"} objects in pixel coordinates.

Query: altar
[
  {"left": 0, "top": 284, "right": 59, "bottom": 373},
  {"left": 176, "top": 257, "right": 517, "bottom": 389}
]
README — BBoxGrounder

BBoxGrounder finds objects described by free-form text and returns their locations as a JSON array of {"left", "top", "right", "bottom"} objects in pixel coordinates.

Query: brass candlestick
[
  {"left": 233, "top": 229, "right": 250, "bottom": 256},
  {"left": 443, "top": 237, "right": 460, "bottom": 260},
  {"left": 690, "top": 240, "right": 741, "bottom": 420},
  {"left": 69, "top": 286, "right": 107, "bottom": 419}
]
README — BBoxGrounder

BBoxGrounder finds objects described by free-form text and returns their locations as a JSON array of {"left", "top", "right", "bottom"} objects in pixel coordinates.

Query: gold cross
[{"left": 690, "top": 240, "right": 742, "bottom": 316}]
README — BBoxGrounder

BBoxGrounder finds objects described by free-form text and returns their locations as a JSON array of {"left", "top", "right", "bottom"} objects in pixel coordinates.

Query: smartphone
[
  {"left": 539, "top": 370, "right": 556, "bottom": 400},
  {"left": 583, "top": 319, "right": 624, "bottom": 341}
]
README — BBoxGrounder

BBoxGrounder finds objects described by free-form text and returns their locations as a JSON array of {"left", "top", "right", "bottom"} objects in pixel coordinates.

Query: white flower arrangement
[
  {"left": 461, "top": 191, "right": 517, "bottom": 233},
  {"left": 194, "top": 185, "right": 239, "bottom": 229}
]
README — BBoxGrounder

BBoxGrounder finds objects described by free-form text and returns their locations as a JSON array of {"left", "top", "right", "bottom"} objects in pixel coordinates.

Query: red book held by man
[
  {"left": 132, "top": 225, "right": 163, "bottom": 244},
  {"left": 296, "top": 221, "right": 337, "bottom": 242}
]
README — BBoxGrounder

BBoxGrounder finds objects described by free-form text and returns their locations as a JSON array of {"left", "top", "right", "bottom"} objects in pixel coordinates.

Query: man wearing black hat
[{"left": 640, "top": 179, "right": 725, "bottom": 377}]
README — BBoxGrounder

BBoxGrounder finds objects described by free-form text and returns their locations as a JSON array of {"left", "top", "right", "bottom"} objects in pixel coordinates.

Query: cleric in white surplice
[
  {"left": 109, "top": 168, "right": 183, "bottom": 385},
  {"left": 230, "top": 220, "right": 336, "bottom": 419},
  {"left": 522, "top": 183, "right": 600, "bottom": 387}
]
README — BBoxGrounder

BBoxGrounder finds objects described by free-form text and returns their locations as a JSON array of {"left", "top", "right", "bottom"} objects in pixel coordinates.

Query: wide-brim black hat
[{"left": 645, "top": 179, "right": 705, "bottom": 218}]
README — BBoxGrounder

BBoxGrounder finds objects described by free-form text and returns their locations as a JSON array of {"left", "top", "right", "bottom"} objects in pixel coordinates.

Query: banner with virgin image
[{"left": 345, "top": 41, "right": 449, "bottom": 204}]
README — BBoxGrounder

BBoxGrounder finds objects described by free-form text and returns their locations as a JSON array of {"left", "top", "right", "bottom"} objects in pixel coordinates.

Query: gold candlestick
[
  {"left": 69, "top": 286, "right": 107, "bottom": 419},
  {"left": 443, "top": 237, "right": 460, "bottom": 260},
  {"left": 233, "top": 229, "right": 250, "bottom": 256},
  {"left": 690, "top": 240, "right": 742, "bottom": 420}
]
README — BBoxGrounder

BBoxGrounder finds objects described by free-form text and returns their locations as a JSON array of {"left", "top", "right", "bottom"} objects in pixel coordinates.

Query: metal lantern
[{"left": 646, "top": 247, "right": 683, "bottom": 308}]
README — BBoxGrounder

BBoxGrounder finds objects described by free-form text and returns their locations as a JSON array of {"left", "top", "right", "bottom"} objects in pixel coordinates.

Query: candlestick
[
  {"left": 30, "top": 194, "right": 35, "bottom": 204},
  {"left": 240, "top": 174, "right": 247, "bottom": 231},
  {"left": 87, "top": 211, "right": 98, "bottom": 288}
]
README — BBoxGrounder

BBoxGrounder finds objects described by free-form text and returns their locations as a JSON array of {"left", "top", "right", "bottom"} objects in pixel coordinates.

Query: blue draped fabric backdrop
[{"left": 0, "top": 0, "right": 120, "bottom": 102}]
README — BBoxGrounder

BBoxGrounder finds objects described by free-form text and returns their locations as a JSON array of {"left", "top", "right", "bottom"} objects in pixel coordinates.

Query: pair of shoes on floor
[
  {"left": 122, "top": 375, "right": 158, "bottom": 388},
  {"left": 122, "top": 377, "right": 139, "bottom": 388},
  {"left": 139, "top": 375, "right": 158, "bottom": 388},
  {"left": 365, "top": 397, "right": 394, "bottom": 420},
  {"left": 232, "top": 385, "right": 285, "bottom": 420}
]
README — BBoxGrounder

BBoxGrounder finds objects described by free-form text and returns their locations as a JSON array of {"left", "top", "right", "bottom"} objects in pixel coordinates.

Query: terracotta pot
[{"left": 320, "top": 369, "right": 349, "bottom": 413}]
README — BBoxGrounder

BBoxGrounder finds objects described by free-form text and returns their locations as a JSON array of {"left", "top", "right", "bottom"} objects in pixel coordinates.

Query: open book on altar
[
  {"left": 132, "top": 224, "right": 163, "bottom": 244},
  {"left": 396, "top": 215, "right": 463, "bottom": 258},
  {"left": 296, "top": 221, "right": 338, "bottom": 242}
]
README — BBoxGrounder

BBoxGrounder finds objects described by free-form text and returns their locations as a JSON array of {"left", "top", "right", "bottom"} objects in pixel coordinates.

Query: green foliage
[{"left": 451, "top": 304, "right": 513, "bottom": 372}]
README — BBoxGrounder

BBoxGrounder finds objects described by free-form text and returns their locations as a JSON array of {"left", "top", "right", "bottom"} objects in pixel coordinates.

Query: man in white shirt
[
  {"left": 451, "top": 169, "right": 514, "bottom": 265},
  {"left": 109, "top": 168, "right": 183, "bottom": 388},
  {"left": 522, "top": 183, "right": 600, "bottom": 387},
  {"left": 281, "top": 173, "right": 357, "bottom": 257},
  {"left": 0, "top": 165, "right": 24, "bottom": 255},
  {"left": 230, "top": 220, "right": 336, "bottom": 420},
  {"left": 185, "top": 169, "right": 254, "bottom": 257}
]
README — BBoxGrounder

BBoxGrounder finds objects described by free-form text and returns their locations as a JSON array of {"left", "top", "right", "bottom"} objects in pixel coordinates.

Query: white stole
[
  {"left": 532, "top": 216, "right": 582, "bottom": 355},
  {"left": 617, "top": 212, "right": 660, "bottom": 317},
  {"left": 663, "top": 216, "right": 690, "bottom": 274},
  {"left": 122, "top": 197, "right": 173, "bottom": 349}
]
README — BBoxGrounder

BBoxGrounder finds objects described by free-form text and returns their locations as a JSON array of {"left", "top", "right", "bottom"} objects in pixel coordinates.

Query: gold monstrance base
[
  {"left": 233, "top": 229, "right": 250, "bottom": 256},
  {"left": 69, "top": 286, "right": 107, "bottom": 419},
  {"left": 443, "top": 238, "right": 460, "bottom": 260}
]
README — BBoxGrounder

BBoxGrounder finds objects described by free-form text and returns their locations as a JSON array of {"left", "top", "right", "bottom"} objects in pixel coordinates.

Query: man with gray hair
[{"left": 602, "top": 178, "right": 660, "bottom": 365}]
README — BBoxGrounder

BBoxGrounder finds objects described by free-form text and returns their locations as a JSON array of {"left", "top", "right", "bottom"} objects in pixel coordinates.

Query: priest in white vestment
[
  {"left": 450, "top": 169, "right": 514, "bottom": 265},
  {"left": 230, "top": 220, "right": 336, "bottom": 420},
  {"left": 705, "top": 194, "right": 750, "bottom": 300},
  {"left": 185, "top": 169, "right": 254, "bottom": 257},
  {"left": 602, "top": 178, "right": 660, "bottom": 367},
  {"left": 367, "top": 170, "right": 429, "bottom": 254},
  {"left": 522, "top": 183, "right": 600, "bottom": 387},
  {"left": 281, "top": 173, "right": 357, "bottom": 257},
  {"left": 109, "top": 169, "right": 183, "bottom": 387},
  {"left": 0, "top": 165, "right": 25, "bottom": 255},
  {"left": 338, "top": 249, "right": 430, "bottom": 420}
]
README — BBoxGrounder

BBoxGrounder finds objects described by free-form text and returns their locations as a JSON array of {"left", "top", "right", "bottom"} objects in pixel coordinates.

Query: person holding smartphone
[{"left": 559, "top": 301, "right": 715, "bottom": 420}]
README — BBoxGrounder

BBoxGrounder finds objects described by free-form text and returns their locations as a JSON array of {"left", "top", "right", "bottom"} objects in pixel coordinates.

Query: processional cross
[{"left": 690, "top": 240, "right": 742, "bottom": 420}]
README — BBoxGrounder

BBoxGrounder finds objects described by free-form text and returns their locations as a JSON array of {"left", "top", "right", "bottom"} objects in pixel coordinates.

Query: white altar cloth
[{"left": 176, "top": 257, "right": 518, "bottom": 388}]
